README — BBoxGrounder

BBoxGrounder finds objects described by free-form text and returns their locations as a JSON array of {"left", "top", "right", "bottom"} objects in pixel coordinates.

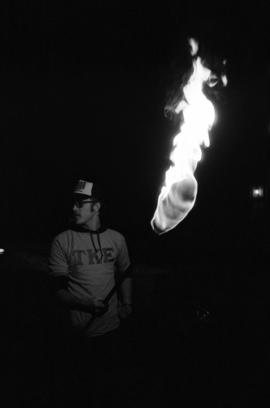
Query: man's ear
[{"left": 93, "top": 201, "right": 101, "bottom": 212}]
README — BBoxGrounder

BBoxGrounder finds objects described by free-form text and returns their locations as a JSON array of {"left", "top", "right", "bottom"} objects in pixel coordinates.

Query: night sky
[{"left": 0, "top": 2, "right": 269, "bottom": 255}]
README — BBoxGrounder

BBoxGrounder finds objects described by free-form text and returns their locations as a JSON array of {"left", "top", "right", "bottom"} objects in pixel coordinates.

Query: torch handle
[
  {"left": 103, "top": 284, "right": 118, "bottom": 305},
  {"left": 103, "top": 265, "right": 132, "bottom": 305},
  {"left": 85, "top": 266, "right": 132, "bottom": 331}
]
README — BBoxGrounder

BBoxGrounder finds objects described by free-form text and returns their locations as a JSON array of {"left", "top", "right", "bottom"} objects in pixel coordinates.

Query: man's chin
[{"left": 72, "top": 216, "right": 82, "bottom": 225}]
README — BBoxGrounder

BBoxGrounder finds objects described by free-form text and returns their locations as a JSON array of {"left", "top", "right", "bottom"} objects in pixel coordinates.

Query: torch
[
  {"left": 151, "top": 38, "right": 227, "bottom": 234},
  {"left": 84, "top": 265, "right": 133, "bottom": 332}
]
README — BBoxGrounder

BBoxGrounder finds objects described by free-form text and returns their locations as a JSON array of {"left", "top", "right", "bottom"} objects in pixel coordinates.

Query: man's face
[{"left": 72, "top": 197, "right": 97, "bottom": 226}]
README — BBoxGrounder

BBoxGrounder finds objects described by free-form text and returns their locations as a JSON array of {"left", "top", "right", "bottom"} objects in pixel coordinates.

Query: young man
[{"left": 48, "top": 179, "right": 132, "bottom": 406}]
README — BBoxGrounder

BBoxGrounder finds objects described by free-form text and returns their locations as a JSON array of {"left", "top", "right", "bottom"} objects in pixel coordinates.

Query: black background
[
  {"left": 2, "top": 2, "right": 270, "bottom": 407},
  {"left": 0, "top": 2, "right": 269, "bottom": 253}
]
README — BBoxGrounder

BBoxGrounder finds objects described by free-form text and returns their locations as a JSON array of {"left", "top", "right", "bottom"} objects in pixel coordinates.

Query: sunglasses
[{"left": 73, "top": 200, "right": 96, "bottom": 208}]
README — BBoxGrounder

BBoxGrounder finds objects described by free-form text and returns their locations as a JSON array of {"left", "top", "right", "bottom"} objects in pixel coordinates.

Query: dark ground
[{"left": 2, "top": 226, "right": 270, "bottom": 408}]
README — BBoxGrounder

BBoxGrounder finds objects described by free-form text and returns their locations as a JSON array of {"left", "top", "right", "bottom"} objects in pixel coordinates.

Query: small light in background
[
  {"left": 0, "top": 248, "right": 5, "bottom": 255},
  {"left": 251, "top": 186, "right": 264, "bottom": 198}
]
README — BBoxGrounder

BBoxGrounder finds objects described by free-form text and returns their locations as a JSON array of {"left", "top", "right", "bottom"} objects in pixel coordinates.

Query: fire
[{"left": 151, "top": 39, "right": 227, "bottom": 234}]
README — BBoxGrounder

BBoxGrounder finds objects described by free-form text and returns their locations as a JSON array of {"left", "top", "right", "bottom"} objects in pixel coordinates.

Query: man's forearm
[
  {"left": 119, "top": 277, "right": 132, "bottom": 305},
  {"left": 55, "top": 288, "right": 94, "bottom": 312}
]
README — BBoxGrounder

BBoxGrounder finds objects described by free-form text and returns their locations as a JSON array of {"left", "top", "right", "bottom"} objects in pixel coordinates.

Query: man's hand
[{"left": 86, "top": 298, "right": 108, "bottom": 316}]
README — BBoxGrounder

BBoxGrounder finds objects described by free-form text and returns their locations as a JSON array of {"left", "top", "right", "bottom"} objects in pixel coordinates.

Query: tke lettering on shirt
[{"left": 71, "top": 247, "right": 115, "bottom": 265}]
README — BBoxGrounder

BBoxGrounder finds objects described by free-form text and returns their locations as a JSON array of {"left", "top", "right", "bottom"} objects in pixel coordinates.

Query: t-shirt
[{"left": 49, "top": 228, "right": 131, "bottom": 337}]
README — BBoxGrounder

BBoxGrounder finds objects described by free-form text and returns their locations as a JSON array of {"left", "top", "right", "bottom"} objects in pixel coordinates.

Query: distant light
[
  {"left": 251, "top": 186, "right": 264, "bottom": 198},
  {"left": 0, "top": 248, "right": 5, "bottom": 255}
]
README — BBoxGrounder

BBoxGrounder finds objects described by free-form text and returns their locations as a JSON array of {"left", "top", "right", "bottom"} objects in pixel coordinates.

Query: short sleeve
[{"left": 48, "top": 235, "right": 69, "bottom": 278}]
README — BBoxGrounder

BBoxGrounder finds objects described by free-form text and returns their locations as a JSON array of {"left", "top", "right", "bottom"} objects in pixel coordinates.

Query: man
[{"left": 48, "top": 179, "right": 132, "bottom": 407}]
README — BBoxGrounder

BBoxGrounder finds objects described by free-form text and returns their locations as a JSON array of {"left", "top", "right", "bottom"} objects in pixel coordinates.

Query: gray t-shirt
[{"left": 49, "top": 228, "right": 130, "bottom": 337}]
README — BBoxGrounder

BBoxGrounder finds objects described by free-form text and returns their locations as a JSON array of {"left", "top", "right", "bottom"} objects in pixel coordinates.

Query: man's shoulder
[
  {"left": 52, "top": 229, "right": 74, "bottom": 243},
  {"left": 104, "top": 229, "right": 128, "bottom": 249},
  {"left": 105, "top": 228, "right": 125, "bottom": 240}
]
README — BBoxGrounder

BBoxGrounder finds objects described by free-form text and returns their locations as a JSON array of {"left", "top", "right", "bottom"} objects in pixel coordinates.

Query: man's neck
[{"left": 85, "top": 217, "right": 101, "bottom": 231}]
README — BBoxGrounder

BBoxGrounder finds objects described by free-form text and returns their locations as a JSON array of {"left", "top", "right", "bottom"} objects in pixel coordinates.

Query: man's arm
[
  {"left": 119, "top": 276, "right": 132, "bottom": 305},
  {"left": 49, "top": 273, "right": 107, "bottom": 315},
  {"left": 117, "top": 264, "right": 133, "bottom": 318}
]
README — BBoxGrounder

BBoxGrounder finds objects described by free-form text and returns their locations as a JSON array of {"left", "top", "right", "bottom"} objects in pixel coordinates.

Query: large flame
[{"left": 151, "top": 39, "right": 227, "bottom": 234}]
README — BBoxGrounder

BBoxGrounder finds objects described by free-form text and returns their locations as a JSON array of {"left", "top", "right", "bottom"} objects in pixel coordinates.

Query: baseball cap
[
  {"left": 73, "top": 179, "right": 103, "bottom": 202},
  {"left": 73, "top": 179, "right": 93, "bottom": 197}
]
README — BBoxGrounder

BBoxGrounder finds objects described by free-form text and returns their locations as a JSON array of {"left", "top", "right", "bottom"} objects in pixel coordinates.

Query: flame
[{"left": 151, "top": 39, "right": 227, "bottom": 234}]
